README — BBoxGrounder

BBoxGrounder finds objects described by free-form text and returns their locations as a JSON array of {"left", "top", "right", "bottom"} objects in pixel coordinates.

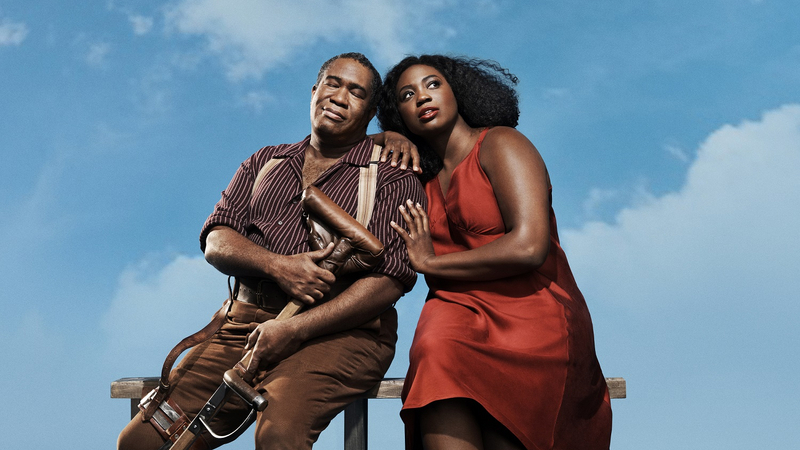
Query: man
[{"left": 118, "top": 52, "right": 425, "bottom": 450}]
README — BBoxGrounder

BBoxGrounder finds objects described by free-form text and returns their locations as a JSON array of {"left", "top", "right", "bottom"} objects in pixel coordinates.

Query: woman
[{"left": 378, "top": 55, "right": 612, "bottom": 450}]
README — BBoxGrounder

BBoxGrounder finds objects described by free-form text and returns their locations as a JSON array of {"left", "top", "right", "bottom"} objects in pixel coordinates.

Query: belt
[{"left": 235, "top": 277, "right": 290, "bottom": 312}]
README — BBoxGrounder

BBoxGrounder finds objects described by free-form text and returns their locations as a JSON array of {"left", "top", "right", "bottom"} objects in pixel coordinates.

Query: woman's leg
[
  {"left": 419, "top": 399, "right": 484, "bottom": 450},
  {"left": 477, "top": 406, "right": 526, "bottom": 450},
  {"left": 418, "top": 398, "right": 525, "bottom": 450}
]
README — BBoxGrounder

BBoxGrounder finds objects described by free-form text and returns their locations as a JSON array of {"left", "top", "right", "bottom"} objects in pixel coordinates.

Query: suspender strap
[
  {"left": 252, "top": 145, "right": 382, "bottom": 228},
  {"left": 355, "top": 145, "right": 382, "bottom": 228},
  {"left": 252, "top": 157, "right": 287, "bottom": 196}
]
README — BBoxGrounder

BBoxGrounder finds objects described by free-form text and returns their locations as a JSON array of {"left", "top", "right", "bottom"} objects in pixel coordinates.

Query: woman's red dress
[{"left": 401, "top": 129, "right": 612, "bottom": 449}]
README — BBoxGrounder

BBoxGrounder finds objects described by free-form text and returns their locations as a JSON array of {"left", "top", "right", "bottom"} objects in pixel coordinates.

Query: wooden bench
[{"left": 112, "top": 376, "right": 626, "bottom": 450}]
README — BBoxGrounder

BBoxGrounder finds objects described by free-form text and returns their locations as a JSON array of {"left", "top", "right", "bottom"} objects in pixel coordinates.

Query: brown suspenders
[{"left": 251, "top": 144, "right": 383, "bottom": 228}]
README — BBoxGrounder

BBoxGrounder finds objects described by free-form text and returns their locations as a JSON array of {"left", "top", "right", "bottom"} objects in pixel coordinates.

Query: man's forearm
[
  {"left": 204, "top": 226, "right": 280, "bottom": 279},
  {"left": 287, "top": 274, "right": 403, "bottom": 342}
]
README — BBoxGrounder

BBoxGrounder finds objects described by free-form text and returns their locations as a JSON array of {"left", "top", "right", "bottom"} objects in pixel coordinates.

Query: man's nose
[{"left": 330, "top": 87, "right": 347, "bottom": 107}]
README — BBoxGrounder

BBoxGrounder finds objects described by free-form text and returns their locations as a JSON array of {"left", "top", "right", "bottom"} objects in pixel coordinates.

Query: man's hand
[
  {"left": 204, "top": 226, "right": 336, "bottom": 304},
  {"left": 273, "top": 243, "right": 337, "bottom": 304},
  {"left": 243, "top": 319, "right": 301, "bottom": 377}
]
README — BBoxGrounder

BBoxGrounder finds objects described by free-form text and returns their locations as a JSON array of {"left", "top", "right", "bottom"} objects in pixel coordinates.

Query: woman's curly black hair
[{"left": 377, "top": 55, "right": 520, "bottom": 182}]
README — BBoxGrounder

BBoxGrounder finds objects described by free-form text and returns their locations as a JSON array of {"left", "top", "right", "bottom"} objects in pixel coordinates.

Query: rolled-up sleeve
[{"left": 199, "top": 158, "right": 256, "bottom": 252}]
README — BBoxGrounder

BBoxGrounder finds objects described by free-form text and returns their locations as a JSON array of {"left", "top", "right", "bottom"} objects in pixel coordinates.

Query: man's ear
[
  {"left": 361, "top": 107, "right": 377, "bottom": 130},
  {"left": 311, "top": 84, "right": 317, "bottom": 95}
]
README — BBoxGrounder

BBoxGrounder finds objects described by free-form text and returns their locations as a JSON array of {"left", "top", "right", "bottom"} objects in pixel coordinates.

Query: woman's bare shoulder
[{"left": 480, "top": 126, "right": 542, "bottom": 167}]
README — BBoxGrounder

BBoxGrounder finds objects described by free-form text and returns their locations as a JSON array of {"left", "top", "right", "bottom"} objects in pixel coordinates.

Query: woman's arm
[{"left": 392, "top": 127, "right": 551, "bottom": 281}]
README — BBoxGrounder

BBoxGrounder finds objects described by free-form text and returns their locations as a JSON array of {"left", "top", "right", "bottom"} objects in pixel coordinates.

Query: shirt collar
[{"left": 273, "top": 135, "right": 375, "bottom": 167}]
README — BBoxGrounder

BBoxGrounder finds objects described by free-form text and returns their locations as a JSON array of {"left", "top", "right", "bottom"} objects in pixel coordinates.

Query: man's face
[{"left": 310, "top": 58, "right": 376, "bottom": 145}]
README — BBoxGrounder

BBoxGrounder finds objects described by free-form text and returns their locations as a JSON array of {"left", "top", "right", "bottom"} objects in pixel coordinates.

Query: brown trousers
[{"left": 118, "top": 301, "right": 397, "bottom": 450}]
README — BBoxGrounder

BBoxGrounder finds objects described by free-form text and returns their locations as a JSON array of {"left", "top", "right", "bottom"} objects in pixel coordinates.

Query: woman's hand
[
  {"left": 391, "top": 199, "right": 436, "bottom": 273},
  {"left": 370, "top": 131, "right": 422, "bottom": 173}
]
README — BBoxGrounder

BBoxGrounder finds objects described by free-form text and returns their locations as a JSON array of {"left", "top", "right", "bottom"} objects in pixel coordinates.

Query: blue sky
[{"left": 1, "top": 1, "right": 799, "bottom": 448}]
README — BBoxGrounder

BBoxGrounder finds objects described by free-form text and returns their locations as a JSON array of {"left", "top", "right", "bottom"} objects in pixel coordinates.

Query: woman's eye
[
  {"left": 427, "top": 80, "right": 440, "bottom": 89},
  {"left": 400, "top": 91, "right": 414, "bottom": 101}
]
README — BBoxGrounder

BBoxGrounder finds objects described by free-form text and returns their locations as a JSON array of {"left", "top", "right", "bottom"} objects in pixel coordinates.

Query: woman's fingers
[
  {"left": 379, "top": 145, "right": 392, "bottom": 163},
  {"left": 405, "top": 199, "right": 420, "bottom": 219},
  {"left": 390, "top": 220, "right": 414, "bottom": 246},
  {"left": 391, "top": 148, "right": 404, "bottom": 169},
  {"left": 398, "top": 204, "right": 415, "bottom": 228},
  {"left": 414, "top": 202, "right": 430, "bottom": 230},
  {"left": 405, "top": 200, "right": 426, "bottom": 231},
  {"left": 400, "top": 142, "right": 422, "bottom": 173}
]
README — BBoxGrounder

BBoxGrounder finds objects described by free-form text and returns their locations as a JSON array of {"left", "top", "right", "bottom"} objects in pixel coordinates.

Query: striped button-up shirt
[{"left": 200, "top": 135, "right": 425, "bottom": 291}]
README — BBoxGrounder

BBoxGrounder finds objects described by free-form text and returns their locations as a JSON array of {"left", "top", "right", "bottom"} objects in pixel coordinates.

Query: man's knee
[{"left": 117, "top": 414, "right": 165, "bottom": 450}]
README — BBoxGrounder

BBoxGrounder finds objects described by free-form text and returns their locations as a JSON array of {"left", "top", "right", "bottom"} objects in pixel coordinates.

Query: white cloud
[
  {"left": 559, "top": 105, "right": 800, "bottom": 442},
  {"left": 581, "top": 187, "right": 620, "bottom": 218},
  {"left": 129, "top": 14, "right": 154, "bottom": 35},
  {"left": 101, "top": 254, "right": 228, "bottom": 366},
  {"left": 86, "top": 41, "right": 111, "bottom": 67},
  {"left": 563, "top": 104, "right": 800, "bottom": 317},
  {"left": 664, "top": 142, "right": 690, "bottom": 163},
  {"left": 239, "top": 89, "right": 276, "bottom": 112},
  {"left": 163, "top": 0, "right": 441, "bottom": 81},
  {"left": 0, "top": 153, "right": 68, "bottom": 271},
  {"left": 0, "top": 16, "right": 29, "bottom": 46},
  {"left": 129, "top": 64, "right": 175, "bottom": 115}
]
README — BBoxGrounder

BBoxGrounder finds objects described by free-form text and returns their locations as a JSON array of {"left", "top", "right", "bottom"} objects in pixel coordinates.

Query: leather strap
[
  {"left": 235, "top": 277, "right": 289, "bottom": 311},
  {"left": 142, "top": 294, "right": 233, "bottom": 421}
]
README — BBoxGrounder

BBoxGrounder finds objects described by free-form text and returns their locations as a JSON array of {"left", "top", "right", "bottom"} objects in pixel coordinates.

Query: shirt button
[{"left": 277, "top": 220, "right": 283, "bottom": 225}]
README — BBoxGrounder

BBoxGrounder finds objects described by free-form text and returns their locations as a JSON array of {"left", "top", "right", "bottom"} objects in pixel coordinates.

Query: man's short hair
[{"left": 315, "top": 52, "right": 382, "bottom": 110}]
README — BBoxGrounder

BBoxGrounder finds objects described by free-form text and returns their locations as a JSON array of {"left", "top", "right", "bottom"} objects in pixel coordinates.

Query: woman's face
[{"left": 395, "top": 64, "right": 459, "bottom": 137}]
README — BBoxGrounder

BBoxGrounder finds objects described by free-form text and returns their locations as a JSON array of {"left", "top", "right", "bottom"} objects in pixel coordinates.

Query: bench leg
[{"left": 344, "top": 398, "right": 368, "bottom": 450}]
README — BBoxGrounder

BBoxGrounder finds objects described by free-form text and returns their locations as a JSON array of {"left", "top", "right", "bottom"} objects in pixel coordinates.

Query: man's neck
[
  {"left": 308, "top": 133, "right": 366, "bottom": 160},
  {"left": 302, "top": 133, "right": 367, "bottom": 189}
]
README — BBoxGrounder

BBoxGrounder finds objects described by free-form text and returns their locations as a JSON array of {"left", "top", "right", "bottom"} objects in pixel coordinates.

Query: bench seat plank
[
  {"left": 113, "top": 376, "right": 625, "bottom": 450},
  {"left": 112, "top": 376, "right": 626, "bottom": 401}
]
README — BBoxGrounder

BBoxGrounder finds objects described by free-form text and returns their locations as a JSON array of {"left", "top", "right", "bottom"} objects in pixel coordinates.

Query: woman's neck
[{"left": 429, "top": 118, "right": 481, "bottom": 173}]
